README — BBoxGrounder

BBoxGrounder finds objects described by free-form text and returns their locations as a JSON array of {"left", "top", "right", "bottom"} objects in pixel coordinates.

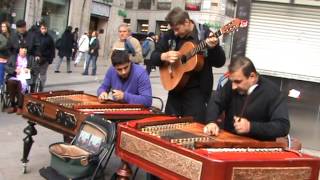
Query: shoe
[
  {"left": 74, "top": 63, "right": 77, "bottom": 67},
  {"left": 82, "top": 72, "right": 88, "bottom": 75},
  {"left": 5, "top": 107, "right": 16, "bottom": 114},
  {"left": 54, "top": 70, "right": 60, "bottom": 73},
  {"left": 67, "top": 71, "right": 72, "bottom": 73},
  {"left": 16, "top": 108, "right": 23, "bottom": 115},
  {"left": 91, "top": 74, "right": 96, "bottom": 76}
]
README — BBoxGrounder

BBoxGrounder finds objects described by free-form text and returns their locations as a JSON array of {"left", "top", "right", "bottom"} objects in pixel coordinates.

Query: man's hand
[
  {"left": 233, "top": 116, "right": 251, "bottom": 134},
  {"left": 98, "top": 92, "right": 109, "bottom": 101},
  {"left": 160, "top": 51, "right": 181, "bottom": 63},
  {"left": 203, "top": 123, "right": 220, "bottom": 136},
  {"left": 112, "top": 90, "right": 124, "bottom": 101},
  {"left": 205, "top": 33, "right": 219, "bottom": 48}
]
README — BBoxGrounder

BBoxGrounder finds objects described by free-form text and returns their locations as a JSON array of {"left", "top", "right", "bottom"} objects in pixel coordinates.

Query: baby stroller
[{"left": 39, "top": 115, "right": 116, "bottom": 180}]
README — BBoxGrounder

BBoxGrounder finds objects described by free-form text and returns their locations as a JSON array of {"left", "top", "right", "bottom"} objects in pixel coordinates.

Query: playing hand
[
  {"left": 112, "top": 90, "right": 124, "bottom": 101},
  {"left": 98, "top": 92, "right": 109, "bottom": 101},
  {"left": 233, "top": 116, "right": 251, "bottom": 134},
  {"left": 203, "top": 122, "right": 220, "bottom": 136},
  {"left": 161, "top": 51, "right": 181, "bottom": 63}
]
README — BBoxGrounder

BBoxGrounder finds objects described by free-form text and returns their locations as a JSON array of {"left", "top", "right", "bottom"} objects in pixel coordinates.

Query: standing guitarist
[{"left": 150, "top": 7, "right": 226, "bottom": 122}]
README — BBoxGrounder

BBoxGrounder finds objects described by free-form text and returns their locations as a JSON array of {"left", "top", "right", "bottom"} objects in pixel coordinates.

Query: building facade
[{"left": 0, "top": 0, "right": 111, "bottom": 57}]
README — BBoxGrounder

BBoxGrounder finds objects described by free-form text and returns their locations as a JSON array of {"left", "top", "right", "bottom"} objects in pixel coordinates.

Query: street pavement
[{"left": 0, "top": 58, "right": 319, "bottom": 180}]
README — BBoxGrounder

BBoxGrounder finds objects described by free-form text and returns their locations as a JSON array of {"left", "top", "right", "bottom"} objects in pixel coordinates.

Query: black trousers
[
  {"left": 6, "top": 79, "right": 23, "bottom": 108},
  {"left": 165, "top": 87, "right": 207, "bottom": 122},
  {"left": 144, "top": 59, "right": 152, "bottom": 75}
]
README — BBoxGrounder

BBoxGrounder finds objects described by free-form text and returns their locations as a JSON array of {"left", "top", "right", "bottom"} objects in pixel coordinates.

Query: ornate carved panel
[
  {"left": 120, "top": 131, "right": 203, "bottom": 180},
  {"left": 232, "top": 167, "right": 312, "bottom": 180}
]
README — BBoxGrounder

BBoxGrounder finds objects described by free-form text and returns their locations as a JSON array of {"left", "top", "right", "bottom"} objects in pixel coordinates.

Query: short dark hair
[
  {"left": 40, "top": 22, "right": 47, "bottom": 27},
  {"left": 165, "top": 7, "right": 190, "bottom": 26},
  {"left": 16, "top": 19, "right": 26, "bottom": 28},
  {"left": 228, "top": 57, "right": 257, "bottom": 78},
  {"left": 111, "top": 50, "right": 130, "bottom": 66}
]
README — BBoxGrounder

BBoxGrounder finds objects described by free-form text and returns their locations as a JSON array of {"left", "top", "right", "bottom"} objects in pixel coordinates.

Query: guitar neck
[{"left": 190, "top": 29, "right": 222, "bottom": 57}]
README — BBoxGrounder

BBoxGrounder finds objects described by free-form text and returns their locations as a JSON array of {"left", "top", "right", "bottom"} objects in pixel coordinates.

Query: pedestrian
[
  {"left": 0, "top": 21, "right": 11, "bottom": 87},
  {"left": 110, "top": 23, "right": 143, "bottom": 64},
  {"left": 37, "top": 22, "right": 55, "bottom": 91},
  {"left": 82, "top": 31, "right": 99, "bottom": 76},
  {"left": 72, "top": 27, "right": 79, "bottom": 61},
  {"left": 74, "top": 32, "right": 89, "bottom": 69},
  {"left": 55, "top": 26, "right": 74, "bottom": 73}
]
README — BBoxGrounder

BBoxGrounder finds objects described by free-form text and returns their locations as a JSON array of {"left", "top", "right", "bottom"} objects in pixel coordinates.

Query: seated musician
[
  {"left": 5, "top": 45, "right": 39, "bottom": 114},
  {"left": 97, "top": 50, "right": 152, "bottom": 107},
  {"left": 204, "top": 57, "right": 290, "bottom": 140}
]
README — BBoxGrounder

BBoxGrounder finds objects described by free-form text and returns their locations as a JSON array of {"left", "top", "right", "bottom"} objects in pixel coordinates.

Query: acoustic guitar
[{"left": 160, "top": 18, "right": 248, "bottom": 91}]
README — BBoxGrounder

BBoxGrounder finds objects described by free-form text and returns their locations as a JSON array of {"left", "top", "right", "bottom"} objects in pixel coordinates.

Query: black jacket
[
  {"left": 150, "top": 23, "right": 226, "bottom": 101},
  {"left": 89, "top": 38, "right": 100, "bottom": 56},
  {"left": 5, "top": 54, "right": 40, "bottom": 85},
  {"left": 37, "top": 32, "right": 55, "bottom": 64},
  {"left": 0, "top": 33, "right": 9, "bottom": 59},
  {"left": 206, "top": 76, "right": 290, "bottom": 140},
  {"left": 7, "top": 31, "right": 40, "bottom": 57},
  {"left": 58, "top": 29, "right": 74, "bottom": 58}
]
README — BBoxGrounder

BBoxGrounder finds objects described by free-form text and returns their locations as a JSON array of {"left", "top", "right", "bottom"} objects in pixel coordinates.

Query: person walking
[
  {"left": 82, "top": 31, "right": 99, "bottom": 76},
  {"left": 74, "top": 32, "right": 89, "bottom": 69},
  {"left": 55, "top": 26, "right": 74, "bottom": 73},
  {"left": 0, "top": 21, "right": 11, "bottom": 87},
  {"left": 37, "top": 23, "right": 55, "bottom": 91}
]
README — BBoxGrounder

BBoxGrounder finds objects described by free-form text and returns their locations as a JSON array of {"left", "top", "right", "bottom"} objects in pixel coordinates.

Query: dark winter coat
[
  {"left": 7, "top": 31, "right": 40, "bottom": 57},
  {"left": 57, "top": 29, "right": 74, "bottom": 58},
  {"left": 0, "top": 33, "right": 9, "bottom": 59},
  {"left": 37, "top": 32, "right": 55, "bottom": 64}
]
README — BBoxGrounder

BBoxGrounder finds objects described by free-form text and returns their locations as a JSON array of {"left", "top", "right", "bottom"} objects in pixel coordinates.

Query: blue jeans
[
  {"left": 83, "top": 55, "right": 97, "bottom": 75},
  {"left": 0, "top": 63, "right": 5, "bottom": 86}
]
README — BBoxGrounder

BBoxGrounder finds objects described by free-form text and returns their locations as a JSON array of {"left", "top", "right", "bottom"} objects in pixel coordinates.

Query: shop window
[
  {"left": 125, "top": 0, "right": 133, "bottom": 9},
  {"left": 137, "top": 20, "right": 149, "bottom": 33},
  {"left": 157, "top": 0, "right": 171, "bottom": 10},
  {"left": 185, "top": 0, "right": 201, "bottom": 11},
  {"left": 156, "top": 21, "right": 169, "bottom": 35},
  {"left": 41, "top": 0, "right": 70, "bottom": 41},
  {"left": 0, "top": 0, "right": 26, "bottom": 26},
  {"left": 124, "top": 19, "right": 131, "bottom": 26},
  {"left": 138, "top": 0, "right": 151, "bottom": 9}
]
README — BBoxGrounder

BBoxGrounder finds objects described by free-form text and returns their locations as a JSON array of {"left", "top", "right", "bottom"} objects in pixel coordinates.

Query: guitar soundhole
[{"left": 181, "top": 55, "right": 187, "bottom": 64}]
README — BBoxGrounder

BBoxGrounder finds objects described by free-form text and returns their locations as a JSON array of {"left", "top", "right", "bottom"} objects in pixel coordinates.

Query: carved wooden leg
[
  {"left": 116, "top": 160, "right": 132, "bottom": 180},
  {"left": 21, "top": 121, "right": 37, "bottom": 173}
]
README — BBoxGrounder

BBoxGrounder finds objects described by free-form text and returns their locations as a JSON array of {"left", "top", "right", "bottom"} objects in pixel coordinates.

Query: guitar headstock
[{"left": 220, "top": 18, "right": 248, "bottom": 35}]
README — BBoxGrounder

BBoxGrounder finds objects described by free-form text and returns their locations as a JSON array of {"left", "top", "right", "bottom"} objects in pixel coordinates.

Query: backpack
[{"left": 142, "top": 39, "right": 151, "bottom": 58}]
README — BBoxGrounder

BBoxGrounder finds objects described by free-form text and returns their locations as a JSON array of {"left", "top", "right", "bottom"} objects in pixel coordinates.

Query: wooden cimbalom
[
  {"left": 22, "top": 90, "right": 161, "bottom": 136},
  {"left": 116, "top": 116, "right": 320, "bottom": 180}
]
